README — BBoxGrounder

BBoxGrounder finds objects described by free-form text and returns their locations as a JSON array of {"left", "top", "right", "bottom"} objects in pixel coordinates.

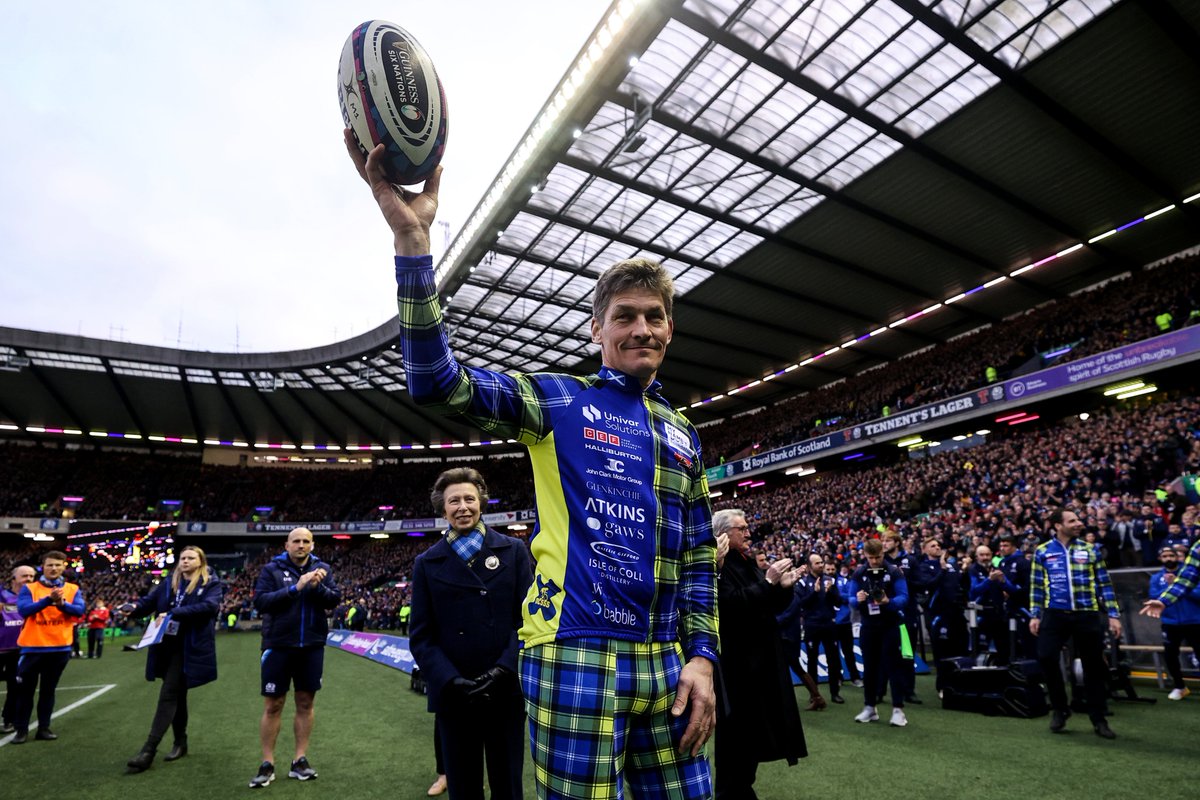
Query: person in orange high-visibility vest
[{"left": 11, "top": 550, "right": 85, "bottom": 744}]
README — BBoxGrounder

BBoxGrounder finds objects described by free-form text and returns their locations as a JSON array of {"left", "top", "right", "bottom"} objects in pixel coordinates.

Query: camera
[{"left": 862, "top": 567, "right": 888, "bottom": 603}]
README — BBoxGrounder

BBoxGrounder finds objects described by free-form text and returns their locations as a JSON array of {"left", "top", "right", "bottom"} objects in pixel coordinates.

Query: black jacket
[
  {"left": 795, "top": 573, "right": 842, "bottom": 631},
  {"left": 716, "top": 551, "right": 806, "bottom": 764},
  {"left": 409, "top": 527, "right": 533, "bottom": 713},
  {"left": 254, "top": 553, "right": 341, "bottom": 649}
]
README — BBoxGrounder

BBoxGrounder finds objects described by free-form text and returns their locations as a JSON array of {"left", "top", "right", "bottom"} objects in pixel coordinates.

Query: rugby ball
[{"left": 339, "top": 21, "right": 448, "bottom": 185}]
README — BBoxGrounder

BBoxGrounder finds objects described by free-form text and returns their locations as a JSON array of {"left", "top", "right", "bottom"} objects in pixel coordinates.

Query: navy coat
[
  {"left": 129, "top": 569, "right": 224, "bottom": 689},
  {"left": 409, "top": 527, "right": 533, "bottom": 713}
]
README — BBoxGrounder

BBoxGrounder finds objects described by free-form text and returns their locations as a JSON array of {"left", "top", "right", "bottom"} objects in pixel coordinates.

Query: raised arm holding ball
[{"left": 347, "top": 132, "right": 720, "bottom": 799}]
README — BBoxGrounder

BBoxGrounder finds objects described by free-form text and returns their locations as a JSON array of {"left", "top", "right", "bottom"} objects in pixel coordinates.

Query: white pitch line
[
  {"left": 0, "top": 684, "right": 115, "bottom": 695},
  {"left": 0, "top": 683, "right": 117, "bottom": 747}
]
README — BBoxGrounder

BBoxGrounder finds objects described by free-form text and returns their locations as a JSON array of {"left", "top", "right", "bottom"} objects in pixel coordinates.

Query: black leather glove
[
  {"left": 467, "top": 666, "right": 513, "bottom": 701},
  {"left": 446, "top": 676, "right": 478, "bottom": 703}
]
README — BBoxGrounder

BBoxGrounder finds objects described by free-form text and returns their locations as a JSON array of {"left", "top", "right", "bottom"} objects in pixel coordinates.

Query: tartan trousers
[{"left": 519, "top": 638, "right": 712, "bottom": 800}]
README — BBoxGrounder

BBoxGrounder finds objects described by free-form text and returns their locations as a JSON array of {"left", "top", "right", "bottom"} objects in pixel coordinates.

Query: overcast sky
[{"left": 0, "top": 1, "right": 611, "bottom": 353}]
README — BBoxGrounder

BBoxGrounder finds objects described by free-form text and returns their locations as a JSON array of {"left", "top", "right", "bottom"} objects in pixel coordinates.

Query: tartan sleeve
[
  {"left": 1094, "top": 559, "right": 1120, "bottom": 617},
  {"left": 1030, "top": 548, "right": 1047, "bottom": 617},
  {"left": 677, "top": 433, "right": 719, "bottom": 663},
  {"left": 1158, "top": 540, "right": 1200, "bottom": 606},
  {"left": 395, "top": 255, "right": 553, "bottom": 443}
]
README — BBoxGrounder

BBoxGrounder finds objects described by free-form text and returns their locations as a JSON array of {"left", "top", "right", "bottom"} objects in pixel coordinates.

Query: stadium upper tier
[
  {"left": 1, "top": 0, "right": 1198, "bottom": 454},
  {"left": 3, "top": 390, "right": 1193, "bottom": 623}
]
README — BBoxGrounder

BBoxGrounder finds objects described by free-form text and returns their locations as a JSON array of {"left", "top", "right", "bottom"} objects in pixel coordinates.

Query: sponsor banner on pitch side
[{"left": 325, "top": 630, "right": 416, "bottom": 674}]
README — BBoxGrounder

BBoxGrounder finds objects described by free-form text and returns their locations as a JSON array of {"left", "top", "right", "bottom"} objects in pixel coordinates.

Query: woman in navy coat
[
  {"left": 123, "top": 545, "right": 224, "bottom": 772},
  {"left": 410, "top": 467, "right": 533, "bottom": 800}
]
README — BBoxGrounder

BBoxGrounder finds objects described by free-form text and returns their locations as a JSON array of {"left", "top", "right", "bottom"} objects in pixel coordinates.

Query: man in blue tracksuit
[
  {"left": 909, "top": 538, "right": 967, "bottom": 693},
  {"left": 1149, "top": 546, "right": 1200, "bottom": 700},
  {"left": 998, "top": 534, "right": 1035, "bottom": 661},
  {"left": 249, "top": 527, "right": 341, "bottom": 788},
  {"left": 833, "top": 562, "right": 862, "bottom": 687}
]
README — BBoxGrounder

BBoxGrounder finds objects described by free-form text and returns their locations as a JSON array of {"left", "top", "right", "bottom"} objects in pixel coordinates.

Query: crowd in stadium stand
[
  {"left": 0, "top": 448, "right": 535, "bottom": 522},
  {"left": 3, "top": 251, "right": 1199, "bottom": 652},
  {"left": 699, "top": 253, "right": 1200, "bottom": 464},
  {"left": 2, "top": 255, "right": 1195, "bottom": 525},
  {"left": 3, "top": 390, "right": 1196, "bottom": 651},
  {"left": 718, "top": 394, "right": 1200, "bottom": 569}
]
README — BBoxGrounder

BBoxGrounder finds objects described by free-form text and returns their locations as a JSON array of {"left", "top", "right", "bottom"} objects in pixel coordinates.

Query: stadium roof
[{"left": 1, "top": 0, "right": 1198, "bottom": 452}]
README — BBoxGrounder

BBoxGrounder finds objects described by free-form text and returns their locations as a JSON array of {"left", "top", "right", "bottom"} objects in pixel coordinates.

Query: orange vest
[{"left": 17, "top": 581, "right": 80, "bottom": 649}]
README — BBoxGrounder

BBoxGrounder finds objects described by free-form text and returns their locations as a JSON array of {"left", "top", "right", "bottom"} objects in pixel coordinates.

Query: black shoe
[
  {"left": 1050, "top": 709, "right": 1071, "bottom": 733},
  {"left": 905, "top": 694, "right": 923, "bottom": 705},
  {"left": 0, "top": 722, "right": 13, "bottom": 734},
  {"left": 35, "top": 728, "right": 57, "bottom": 741},
  {"left": 249, "top": 761, "right": 276, "bottom": 789},
  {"left": 164, "top": 739, "right": 188, "bottom": 762},
  {"left": 831, "top": 694, "right": 845, "bottom": 704},
  {"left": 288, "top": 756, "right": 318, "bottom": 781},
  {"left": 11, "top": 731, "right": 28, "bottom": 744},
  {"left": 1093, "top": 722, "right": 1117, "bottom": 740},
  {"left": 126, "top": 745, "right": 157, "bottom": 773}
]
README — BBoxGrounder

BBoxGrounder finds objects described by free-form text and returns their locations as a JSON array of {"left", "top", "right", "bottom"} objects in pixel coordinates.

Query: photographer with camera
[{"left": 850, "top": 539, "right": 910, "bottom": 727}]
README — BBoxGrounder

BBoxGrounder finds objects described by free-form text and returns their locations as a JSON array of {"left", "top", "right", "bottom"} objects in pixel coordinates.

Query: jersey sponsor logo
[
  {"left": 528, "top": 575, "right": 560, "bottom": 621},
  {"left": 584, "top": 465, "right": 642, "bottom": 487},
  {"left": 1072, "top": 549, "right": 1090, "bottom": 563},
  {"left": 586, "top": 556, "right": 646, "bottom": 586},
  {"left": 583, "top": 426, "right": 621, "bottom": 447},
  {"left": 590, "top": 600, "right": 640, "bottom": 627},
  {"left": 585, "top": 480, "right": 641, "bottom": 501},
  {"left": 663, "top": 422, "right": 694, "bottom": 458},
  {"left": 584, "top": 496, "right": 645, "bottom": 522},
  {"left": 582, "top": 404, "right": 601, "bottom": 423},
  {"left": 589, "top": 541, "right": 641, "bottom": 564}
]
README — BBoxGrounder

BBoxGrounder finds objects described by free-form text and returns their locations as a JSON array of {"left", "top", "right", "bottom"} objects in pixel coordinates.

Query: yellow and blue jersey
[
  {"left": 1030, "top": 537, "right": 1119, "bottom": 618},
  {"left": 396, "top": 255, "right": 719, "bottom": 664}
]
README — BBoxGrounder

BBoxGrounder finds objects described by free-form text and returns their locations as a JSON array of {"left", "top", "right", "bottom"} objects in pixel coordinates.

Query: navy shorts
[{"left": 261, "top": 646, "right": 324, "bottom": 696}]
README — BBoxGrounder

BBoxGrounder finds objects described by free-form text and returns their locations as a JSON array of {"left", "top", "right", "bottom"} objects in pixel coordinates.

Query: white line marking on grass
[
  {"left": 0, "top": 684, "right": 116, "bottom": 748},
  {"left": 0, "top": 684, "right": 115, "bottom": 695}
]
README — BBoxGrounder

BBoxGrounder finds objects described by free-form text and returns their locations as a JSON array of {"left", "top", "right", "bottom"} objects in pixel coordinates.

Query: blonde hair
[{"left": 171, "top": 545, "right": 211, "bottom": 596}]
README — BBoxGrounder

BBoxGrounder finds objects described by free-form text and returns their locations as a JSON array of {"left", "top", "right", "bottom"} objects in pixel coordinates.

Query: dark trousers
[
  {"left": 1010, "top": 613, "right": 1038, "bottom": 661},
  {"left": 804, "top": 627, "right": 842, "bottom": 698},
  {"left": 928, "top": 614, "right": 969, "bottom": 691},
  {"left": 437, "top": 689, "right": 525, "bottom": 800},
  {"left": 860, "top": 624, "right": 905, "bottom": 707},
  {"left": 434, "top": 716, "right": 445, "bottom": 774},
  {"left": 1162, "top": 623, "right": 1200, "bottom": 690},
  {"left": 1, "top": 649, "right": 19, "bottom": 724},
  {"left": 87, "top": 628, "right": 105, "bottom": 659},
  {"left": 13, "top": 651, "right": 71, "bottom": 734},
  {"left": 1036, "top": 610, "right": 1109, "bottom": 724},
  {"left": 978, "top": 614, "right": 1010, "bottom": 665},
  {"left": 715, "top": 724, "right": 759, "bottom": 800},
  {"left": 146, "top": 641, "right": 189, "bottom": 746},
  {"left": 835, "top": 622, "right": 861, "bottom": 681}
]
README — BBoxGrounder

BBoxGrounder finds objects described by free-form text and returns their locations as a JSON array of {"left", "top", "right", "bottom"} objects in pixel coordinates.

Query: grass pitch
[{"left": 0, "top": 632, "right": 1193, "bottom": 799}]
